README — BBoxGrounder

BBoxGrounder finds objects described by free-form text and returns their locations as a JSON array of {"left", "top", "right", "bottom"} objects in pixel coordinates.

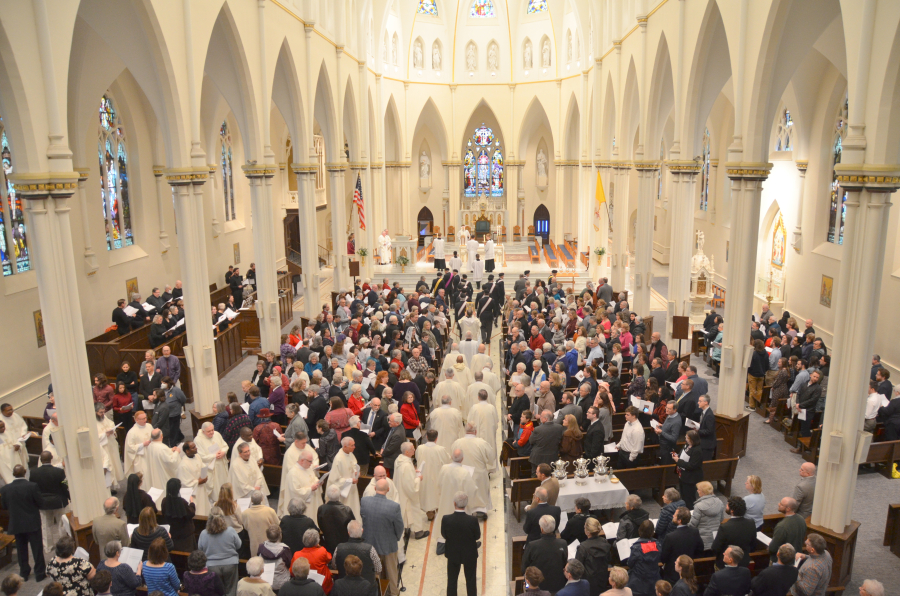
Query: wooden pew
[
  {"left": 860, "top": 439, "right": 900, "bottom": 479},
  {"left": 544, "top": 242, "right": 559, "bottom": 268},
  {"left": 529, "top": 240, "right": 540, "bottom": 264},
  {"left": 885, "top": 503, "right": 900, "bottom": 559}
]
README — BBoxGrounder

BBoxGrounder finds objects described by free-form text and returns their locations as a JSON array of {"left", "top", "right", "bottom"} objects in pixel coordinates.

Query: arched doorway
[
  {"left": 417, "top": 207, "right": 434, "bottom": 246},
  {"left": 533, "top": 204, "right": 550, "bottom": 242}
]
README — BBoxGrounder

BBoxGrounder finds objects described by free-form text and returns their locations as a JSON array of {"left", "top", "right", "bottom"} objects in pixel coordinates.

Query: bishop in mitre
[
  {"left": 427, "top": 396, "right": 464, "bottom": 451},
  {"left": 394, "top": 443, "right": 430, "bottom": 538},
  {"left": 279, "top": 431, "right": 319, "bottom": 504},
  {"left": 450, "top": 422, "right": 496, "bottom": 514},
  {"left": 146, "top": 429, "right": 181, "bottom": 504},
  {"left": 415, "top": 429, "right": 450, "bottom": 514},
  {"left": 432, "top": 369, "right": 466, "bottom": 412},
  {"left": 467, "top": 388, "right": 500, "bottom": 463},
  {"left": 96, "top": 404, "right": 125, "bottom": 485},
  {"left": 124, "top": 411, "right": 153, "bottom": 478},
  {"left": 177, "top": 441, "right": 212, "bottom": 515},
  {"left": 194, "top": 422, "right": 229, "bottom": 496},
  {"left": 434, "top": 449, "right": 478, "bottom": 545},
  {"left": 279, "top": 450, "right": 323, "bottom": 519},
  {"left": 361, "top": 465, "right": 399, "bottom": 502},
  {"left": 326, "top": 436, "right": 361, "bottom": 520},
  {"left": 229, "top": 441, "right": 269, "bottom": 498}
]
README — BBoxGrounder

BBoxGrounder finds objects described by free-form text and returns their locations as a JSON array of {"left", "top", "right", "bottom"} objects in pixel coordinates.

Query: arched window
[
  {"left": 0, "top": 117, "right": 30, "bottom": 276},
  {"left": 417, "top": 0, "right": 438, "bottom": 16},
  {"left": 774, "top": 108, "right": 793, "bottom": 151},
  {"left": 526, "top": 0, "right": 547, "bottom": 13},
  {"left": 98, "top": 95, "right": 134, "bottom": 250},
  {"left": 470, "top": 0, "right": 495, "bottom": 18},
  {"left": 827, "top": 98, "right": 849, "bottom": 244},
  {"left": 220, "top": 121, "right": 236, "bottom": 221},
  {"left": 699, "top": 127, "right": 710, "bottom": 211},
  {"left": 464, "top": 124, "right": 503, "bottom": 197},
  {"left": 657, "top": 140, "right": 665, "bottom": 202}
]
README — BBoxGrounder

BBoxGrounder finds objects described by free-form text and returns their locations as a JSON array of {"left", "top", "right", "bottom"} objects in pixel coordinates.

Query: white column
[
  {"left": 168, "top": 172, "right": 220, "bottom": 415},
  {"left": 244, "top": 166, "right": 281, "bottom": 349},
  {"left": 610, "top": 165, "right": 630, "bottom": 291},
  {"left": 814, "top": 173, "right": 897, "bottom": 531},
  {"left": 665, "top": 166, "right": 698, "bottom": 345},
  {"left": 399, "top": 164, "right": 411, "bottom": 236},
  {"left": 16, "top": 174, "right": 108, "bottom": 521},
  {"left": 152, "top": 167, "right": 171, "bottom": 253},
  {"left": 329, "top": 165, "right": 350, "bottom": 290},
  {"left": 717, "top": 164, "right": 771, "bottom": 419},
  {"left": 707, "top": 159, "right": 718, "bottom": 224},
  {"left": 554, "top": 163, "right": 565, "bottom": 241},
  {"left": 75, "top": 168, "right": 100, "bottom": 274},
  {"left": 791, "top": 161, "right": 808, "bottom": 253},
  {"left": 293, "top": 166, "right": 321, "bottom": 317},
  {"left": 633, "top": 164, "right": 658, "bottom": 315},
  {"left": 448, "top": 162, "right": 460, "bottom": 238}
]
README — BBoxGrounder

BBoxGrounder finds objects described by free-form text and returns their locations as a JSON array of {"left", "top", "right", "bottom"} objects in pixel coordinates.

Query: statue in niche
[
  {"left": 488, "top": 44, "right": 499, "bottom": 71},
  {"left": 524, "top": 41, "right": 532, "bottom": 69},
  {"left": 383, "top": 39, "right": 388, "bottom": 62},
  {"left": 696, "top": 229, "right": 705, "bottom": 252},
  {"left": 414, "top": 40, "right": 423, "bottom": 68},
  {"left": 466, "top": 42, "right": 477, "bottom": 71},
  {"left": 433, "top": 44, "right": 442, "bottom": 70},
  {"left": 567, "top": 31, "right": 572, "bottom": 62},
  {"left": 536, "top": 149, "right": 548, "bottom": 179},
  {"left": 392, "top": 37, "right": 398, "bottom": 65},
  {"left": 542, "top": 40, "right": 551, "bottom": 67},
  {"left": 420, "top": 151, "right": 431, "bottom": 179}
]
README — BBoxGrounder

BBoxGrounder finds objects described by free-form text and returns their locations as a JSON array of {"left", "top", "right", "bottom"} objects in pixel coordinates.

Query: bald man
[{"left": 793, "top": 463, "right": 817, "bottom": 519}]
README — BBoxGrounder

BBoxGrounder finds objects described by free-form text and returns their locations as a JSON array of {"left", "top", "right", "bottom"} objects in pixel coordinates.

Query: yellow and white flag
[{"left": 594, "top": 170, "right": 606, "bottom": 231}]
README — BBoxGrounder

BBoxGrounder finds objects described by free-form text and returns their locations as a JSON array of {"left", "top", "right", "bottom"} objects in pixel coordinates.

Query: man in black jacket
[
  {"left": 305, "top": 386, "right": 329, "bottom": 439},
  {"left": 112, "top": 299, "right": 134, "bottom": 335},
  {"left": 522, "top": 487, "right": 561, "bottom": 542},
  {"left": 659, "top": 507, "right": 703, "bottom": 583},
  {"left": 705, "top": 546, "right": 751, "bottom": 596},
  {"left": 750, "top": 544, "right": 799, "bottom": 596},
  {"left": 0, "top": 465, "right": 46, "bottom": 581},
  {"left": 333, "top": 520, "right": 381, "bottom": 594},
  {"left": 711, "top": 497, "right": 757, "bottom": 568},
  {"left": 697, "top": 394, "right": 717, "bottom": 460},
  {"left": 529, "top": 411, "right": 564, "bottom": 469},
  {"left": 345, "top": 416, "right": 378, "bottom": 477},
  {"left": 280, "top": 498, "right": 321, "bottom": 553},
  {"left": 521, "top": 514, "right": 567, "bottom": 593},
  {"left": 360, "top": 399, "right": 389, "bottom": 449},
  {"left": 30, "top": 451, "right": 70, "bottom": 555},
  {"left": 318, "top": 486, "right": 356, "bottom": 553},
  {"left": 584, "top": 407, "right": 606, "bottom": 458},
  {"left": 380, "top": 413, "right": 405, "bottom": 474},
  {"left": 441, "top": 492, "right": 481, "bottom": 596}
]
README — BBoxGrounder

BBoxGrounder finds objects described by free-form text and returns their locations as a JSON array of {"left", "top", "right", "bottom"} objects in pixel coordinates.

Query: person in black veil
[
  {"left": 123, "top": 474, "right": 157, "bottom": 524},
  {"left": 160, "top": 478, "right": 196, "bottom": 552}
]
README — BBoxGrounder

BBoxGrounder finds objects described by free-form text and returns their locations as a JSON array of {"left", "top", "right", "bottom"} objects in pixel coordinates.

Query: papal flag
[
  {"left": 594, "top": 170, "right": 606, "bottom": 231},
  {"left": 353, "top": 173, "right": 366, "bottom": 230}
]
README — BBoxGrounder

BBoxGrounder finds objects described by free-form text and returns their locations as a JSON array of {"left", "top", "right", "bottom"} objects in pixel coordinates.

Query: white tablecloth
[{"left": 555, "top": 476, "right": 629, "bottom": 512}]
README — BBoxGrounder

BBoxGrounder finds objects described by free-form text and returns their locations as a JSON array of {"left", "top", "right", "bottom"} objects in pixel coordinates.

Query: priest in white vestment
[
  {"left": 458, "top": 333, "right": 479, "bottom": 365},
  {"left": 394, "top": 443, "right": 429, "bottom": 536},
  {"left": 0, "top": 405, "right": 28, "bottom": 446},
  {"left": 440, "top": 344, "right": 462, "bottom": 373},
  {"left": 194, "top": 422, "right": 229, "bottom": 497},
  {"left": 42, "top": 415, "right": 63, "bottom": 466},
  {"left": 278, "top": 432, "right": 319, "bottom": 508},
  {"left": 232, "top": 427, "right": 264, "bottom": 466},
  {"left": 279, "top": 450, "right": 323, "bottom": 520},
  {"left": 433, "top": 369, "right": 467, "bottom": 411},
  {"left": 124, "top": 411, "right": 153, "bottom": 478},
  {"left": 481, "top": 362, "right": 502, "bottom": 397},
  {"left": 0, "top": 420, "right": 27, "bottom": 484},
  {"left": 360, "top": 465, "right": 399, "bottom": 502},
  {"left": 470, "top": 347, "right": 492, "bottom": 378},
  {"left": 450, "top": 423, "right": 496, "bottom": 513},
  {"left": 434, "top": 449, "right": 478, "bottom": 544},
  {"left": 415, "top": 430, "right": 450, "bottom": 513},
  {"left": 177, "top": 442, "right": 212, "bottom": 515},
  {"left": 466, "top": 238, "right": 479, "bottom": 270},
  {"left": 427, "top": 396, "right": 464, "bottom": 452},
  {"left": 229, "top": 441, "right": 269, "bottom": 498},
  {"left": 378, "top": 230, "right": 392, "bottom": 264},
  {"left": 449, "top": 357, "right": 474, "bottom": 394},
  {"left": 326, "top": 436, "right": 361, "bottom": 520},
  {"left": 464, "top": 372, "right": 494, "bottom": 419},
  {"left": 146, "top": 429, "right": 181, "bottom": 503},
  {"left": 467, "top": 388, "right": 500, "bottom": 463},
  {"left": 96, "top": 404, "right": 125, "bottom": 484}
]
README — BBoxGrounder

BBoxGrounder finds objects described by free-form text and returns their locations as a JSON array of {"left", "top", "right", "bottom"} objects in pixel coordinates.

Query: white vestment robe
[
  {"left": 177, "top": 455, "right": 212, "bottom": 516},
  {"left": 124, "top": 423, "right": 152, "bottom": 478},
  {"left": 449, "top": 256, "right": 463, "bottom": 272},
  {"left": 194, "top": 431, "right": 229, "bottom": 497},
  {"left": 279, "top": 443, "right": 319, "bottom": 503},
  {"left": 433, "top": 238, "right": 445, "bottom": 259},
  {"left": 481, "top": 369, "right": 502, "bottom": 397},
  {"left": 466, "top": 239, "right": 479, "bottom": 269},
  {"left": 393, "top": 454, "right": 428, "bottom": 532},
  {"left": 467, "top": 401, "right": 500, "bottom": 463},
  {"left": 435, "top": 463, "right": 478, "bottom": 543},
  {"left": 229, "top": 456, "right": 269, "bottom": 498},
  {"left": 470, "top": 354, "right": 492, "bottom": 377},
  {"left": 1, "top": 413, "right": 28, "bottom": 443},
  {"left": 427, "top": 405, "right": 464, "bottom": 452},
  {"left": 280, "top": 464, "right": 323, "bottom": 520},
  {"left": 378, "top": 234, "right": 392, "bottom": 263},
  {"left": 472, "top": 259, "right": 484, "bottom": 283},
  {"left": 327, "top": 449, "right": 361, "bottom": 520},
  {"left": 413, "top": 442, "right": 450, "bottom": 512},
  {"left": 0, "top": 431, "right": 27, "bottom": 483},
  {"left": 449, "top": 363, "right": 474, "bottom": 393},
  {"left": 362, "top": 477, "right": 399, "bottom": 503},
  {"left": 432, "top": 380, "right": 467, "bottom": 412},
  {"left": 458, "top": 339, "right": 479, "bottom": 365},
  {"left": 232, "top": 437, "right": 264, "bottom": 464},
  {"left": 98, "top": 417, "right": 124, "bottom": 483},
  {"left": 484, "top": 240, "right": 495, "bottom": 260},
  {"left": 146, "top": 440, "right": 181, "bottom": 503},
  {"left": 464, "top": 382, "right": 494, "bottom": 420},
  {"left": 450, "top": 434, "right": 495, "bottom": 512},
  {"left": 440, "top": 350, "right": 462, "bottom": 374}
]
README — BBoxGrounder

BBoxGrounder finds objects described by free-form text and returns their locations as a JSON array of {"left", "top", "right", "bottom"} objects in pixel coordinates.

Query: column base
[
  {"left": 807, "top": 518, "right": 860, "bottom": 594},
  {"left": 714, "top": 411, "right": 750, "bottom": 458}
]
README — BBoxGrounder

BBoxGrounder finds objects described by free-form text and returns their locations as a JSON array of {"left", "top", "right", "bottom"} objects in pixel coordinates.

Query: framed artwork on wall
[
  {"left": 233, "top": 242, "right": 241, "bottom": 265},
  {"left": 34, "top": 310, "right": 45, "bottom": 348},
  {"left": 125, "top": 277, "right": 139, "bottom": 300},
  {"left": 820, "top": 275, "right": 833, "bottom": 308}
]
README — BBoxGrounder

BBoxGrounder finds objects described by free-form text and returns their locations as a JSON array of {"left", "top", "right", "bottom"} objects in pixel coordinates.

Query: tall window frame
[
  {"left": 699, "top": 127, "right": 710, "bottom": 211},
  {"left": 470, "top": 0, "right": 495, "bottom": 18},
  {"left": 220, "top": 121, "right": 236, "bottom": 222},
  {"left": 464, "top": 124, "right": 503, "bottom": 197},
  {"left": 0, "top": 117, "right": 30, "bottom": 276},
  {"left": 827, "top": 98, "right": 849, "bottom": 245},
  {"left": 98, "top": 95, "right": 134, "bottom": 250},
  {"left": 774, "top": 108, "right": 793, "bottom": 151}
]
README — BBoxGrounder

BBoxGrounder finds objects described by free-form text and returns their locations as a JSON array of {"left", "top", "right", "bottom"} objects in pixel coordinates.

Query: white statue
[
  {"left": 392, "top": 36, "right": 398, "bottom": 65},
  {"left": 542, "top": 40, "right": 551, "bottom": 67},
  {"left": 432, "top": 44, "right": 442, "bottom": 70},
  {"left": 413, "top": 40, "right": 423, "bottom": 69},
  {"left": 466, "top": 42, "right": 477, "bottom": 71},
  {"left": 536, "top": 149, "right": 548, "bottom": 179},
  {"left": 420, "top": 151, "right": 431, "bottom": 179},
  {"left": 488, "top": 44, "right": 499, "bottom": 71},
  {"left": 567, "top": 31, "right": 573, "bottom": 62},
  {"left": 524, "top": 41, "right": 532, "bottom": 69},
  {"left": 383, "top": 38, "right": 388, "bottom": 62},
  {"left": 696, "top": 230, "right": 705, "bottom": 252},
  {"left": 378, "top": 229, "right": 393, "bottom": 264}
]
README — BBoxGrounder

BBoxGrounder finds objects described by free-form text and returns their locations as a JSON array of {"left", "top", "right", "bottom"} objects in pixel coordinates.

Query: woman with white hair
[
  {"left": 235, "top": 557, "right": 275, "bottom": 596},
  {"left": 291, "top": 530, "right": 333, "bottom": 593}
]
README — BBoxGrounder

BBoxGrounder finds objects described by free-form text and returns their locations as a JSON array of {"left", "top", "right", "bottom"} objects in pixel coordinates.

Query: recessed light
[
  {"left": 469, "top": 72, "right": 474, "bottom": 77},
  {"left": 418, "top": 70, "right": 423, "bottom": 75},
  {"left": 524, "top": 70, "right": 529, "bottom": 75},
  {"left": 491, "top": 71, "right": 496, "bottom": 77},
  {"left": 543, "top": 68, "right": 547, "bottom": 73}
]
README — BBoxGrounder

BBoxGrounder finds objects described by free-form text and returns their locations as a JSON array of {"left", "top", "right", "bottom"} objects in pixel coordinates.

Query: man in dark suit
[
  {"left": 112, "top": 299, "right": 135, "bottom": 335},
  {"left": 557, "top": 559, "right": 591, "bottom": 596},
  {"left": 360, "top": 399, "right": 389, "bottom": 448},
  {"left": 522, "top": 487, "right": 562, "bottom": 542},
  {"left": 318, "top": 488, "right": 356, "bottom": 554},
  {"left": 675, "top": 379, "right": 701, "bottom": 433},
  {"left": 750, "top": 543, "right": 799, "bottom": 596},
  {"left": 0, "top": 465, "right": 46, "bottom": 581},
  {"left": 704, "top": 546, "right": 751, "bottom": 596},
  {"left": 491, "top": 273, "right": 506, "bottom": 319},
  {"left": 476, "top": 291, "right": 494, "bottom": 344},
  {"left": 711, "top": 497, "right": 757, "bottom": 568},
  {"left": 650, "top": 358, "right": 667, "bottom": 389},
  {"left": 380, "top": 413, "right": 405, "bottom": 474},
  {"left": 529, "top": 410, "right": 564, "bottom": 469},
  {"left": 583, "top": 407, "right": 606, "bottom": 458},
  {"left": 697, "top": 394, "right": 717, "bottom": 460},
  {"left": 345, "top": 417, "right": 378, "bottom": 477},
  {"left": 659, "top": 507, "right": 703, "bottom": 583},
  {"left": 521, "top": 514, "right": 567, "bottom": 593},
  {"left": 30, "top": 451, "right": 70, "bottom": 555},
  {"left": 441, "top": 491, "right": 481, "bottom": 596}
]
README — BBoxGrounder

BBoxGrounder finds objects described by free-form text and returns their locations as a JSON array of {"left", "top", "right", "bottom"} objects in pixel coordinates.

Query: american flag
[{"left": 353, "top": 174, "right": 366, "bottom": 230}]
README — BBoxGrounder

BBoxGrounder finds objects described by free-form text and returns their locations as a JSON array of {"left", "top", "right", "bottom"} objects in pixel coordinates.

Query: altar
[
  {"left": 459, "top": 195, "right": 508, "bottom": 242},
  {"left": 390, "top": 236, "right": 418, "bottom": 263}
]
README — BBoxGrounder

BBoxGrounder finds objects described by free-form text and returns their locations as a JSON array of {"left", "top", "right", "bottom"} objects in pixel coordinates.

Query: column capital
[
  {"left": 724, "top": 162, "right": 772, "bottom": 180},
  {"left": 633, "top": 161, "right": 660, "bottom": 172},
  {"left": 326, "top": 162, "right": 348, "bottom": 172},
  {"left": 834, "top": 163, "right": 900, "bottom": 192},
  {"left": 348, "top": 162, "right": 369, "bottom": 171},
  {"left": 75, "top": 168, "right": 91, "bottom": 182},
  {"left": 9, "top": 171, "right": 79, "bottom": 200},
  {"left": 241, "top": 164, "right": 277, "bottom": 178},
  {"left": 290, "top": 163, "right": 317, "bottom": 174},
  {"left": 667, "top": 161, "right": 702, "bottom": 175},
  {"left": 795, "top": 160, "right": 809, "bottom": 173},
  {"left": 164, "top": 167, "right": 209, "bottom": 186}
]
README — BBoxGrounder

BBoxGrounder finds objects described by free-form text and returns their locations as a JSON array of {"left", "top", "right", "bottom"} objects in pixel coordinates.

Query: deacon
[
  {"left": 229, "top": 442, "right": 269, "bottom": 498},
  {"left": 428, "top": 396, "right": 464, "bottom": 451},
  {"left": 327, "top": 436, "right": 361, "bottom": 519},
  {"left": 415, "top": 429, "right": 450, "bottom": 516},
  {"left": 177, "top": 442, "right": 212, "bottom": 515},
  {"left": 450, "top": 422, "right": 496, "bottom": 515},
  {"left": 194, "top": 422, "right": 229, "bottom": 496},
  {"left": 124, "top": 411, "right": 153, "bottom": 478},
  {"left": 394, "top": 443, "right": 430, "bottom": 539},
  {"left": 96, "top": 404, "right": 124, "bottom": 485},
  {"left": 467, "top": 389, "right": 499, "bottom": 462},
  {"left": 146, "top": 429, "right": 180, "bottom": 503},
  {"left": 361, "top": 465, "right": 399, "bottom": 502},
  {"left": 434, "top": 449, "right": 478, "bottom": 548},
  {"left": 280, "top": 451, "right": 323, "bottom": 520}
]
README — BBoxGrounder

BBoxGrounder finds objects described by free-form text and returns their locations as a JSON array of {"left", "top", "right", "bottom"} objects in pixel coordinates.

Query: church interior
[{"left": 1, "top": 0, "right": 900, "bottom": 595}]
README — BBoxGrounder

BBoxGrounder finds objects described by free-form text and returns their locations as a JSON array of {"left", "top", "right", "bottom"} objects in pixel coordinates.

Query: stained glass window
[
  {"left": 470, "top": 0, "right": 495, "bottom": 18},
  {"left": 98, "top": 95, "right": 134, "bottom": 250},
  {"left": 464, "top": 149, "right": 476, "bottom": 195},
  {"left": 464, "top": 124, "right": 503, "bottom": 197},
  {"left": 775, "top": 108, "right": 793, "bottom": 151},
  {"left": 828, "top": 99, "right": 848, "bottom": 245},
  {"left": 220, "top": 121, "right": 236, "bottom": 221},
  {"left": 526, "top": 0, "right": 548, "bottom": 14},
  {"left": 417, "top": 0, "right": 438, "bottom": 16},
  {"left": 491, "top": 150, "right": 504, "bottom": 195},
  {"left": 699, "top": 127, "right": 710, "bottom": 211},
  {"left": 0, "top": 119, "right": 30, "bottom": 276}
]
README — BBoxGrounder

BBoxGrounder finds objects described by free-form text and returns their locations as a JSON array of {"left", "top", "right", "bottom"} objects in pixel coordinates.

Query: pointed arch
[
  {"left": 412, "top": 97, "right": 449, "bottom": 161},
  {"left": 313, "top": 62, "right": 339, "bottom": 161},
  {"left": 518, "top": 96, "right": 554, "bottom": 158},
  {"left": 601, "top": 72, "right": 617, "bottom": 157},
  {"left": 563, "top": 93, "right": 580, "bottom": 160},
  {"left": 383, "top": 94, "right": 402, "bottom": 161},
  {"left": 620, "top": 57, "right": 641, "bottom": 157},
  {"left": 0, "top": 18, "right": 41, "bottom": 171},
  {"left": 342, "top": 77, "right": 360, "bottom": 162},
  {"left": 646, "top": 32, "right": 675, "bottom": 154},
  {"left": 271, "top": 39, "right": 307, "bottom": 157}
]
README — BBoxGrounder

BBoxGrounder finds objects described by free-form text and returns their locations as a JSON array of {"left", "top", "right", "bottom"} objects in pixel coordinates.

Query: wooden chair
[
  {"left": 527, "top": 225, "right": 536, "bottom": 241},
  {"left": 514, "top": 225, "right": 522, "bottom": 241},
  {"left": 447, "top": 225, "right": 455, "bottom": 240}
]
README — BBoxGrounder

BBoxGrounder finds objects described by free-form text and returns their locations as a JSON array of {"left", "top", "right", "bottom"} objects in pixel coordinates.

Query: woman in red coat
[
  {"left": 399, "top": 391, "right": 421, "bottom": 438},
  {"left": 290, "top": 529, "right": 333, "bottom": 593},
  {"left": 347, "top": 385, "right": 366, "bottom": 417}
]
